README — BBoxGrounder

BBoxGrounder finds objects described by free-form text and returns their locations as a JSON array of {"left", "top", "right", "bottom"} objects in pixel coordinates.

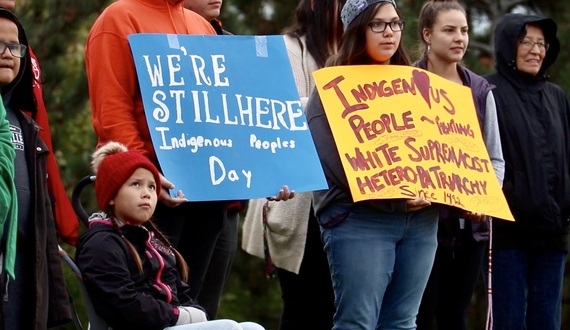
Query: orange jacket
[{"left": 86, "top": 0, "right": 215, "bottom": 167}]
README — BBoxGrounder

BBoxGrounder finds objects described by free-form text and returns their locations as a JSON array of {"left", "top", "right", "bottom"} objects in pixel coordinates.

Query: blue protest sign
[{"left": 128, "top": 34, "right": 327, "bottom": 201}]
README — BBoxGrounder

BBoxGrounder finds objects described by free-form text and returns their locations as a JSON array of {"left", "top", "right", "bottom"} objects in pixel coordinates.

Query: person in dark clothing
[
  {"left": 76, "top": 141, "right": 264, "bottom": 330},
  {"left": 0, "top": 0, "right": 79, "bottom": 247},
  {"left": 413, "top": 1, "right": 504, "bottom": 330},
  {"left": 484, "top": 13, "right": 570, "bottom": 330},
  {"left": 182, "top": 0, "right": 248, "bottom": 319},
  {"left": 0, "top": 7, "right": 71, "bottom": 330},
  {"left": 242, "top": 1, "right": 343, "bottom": 329}
]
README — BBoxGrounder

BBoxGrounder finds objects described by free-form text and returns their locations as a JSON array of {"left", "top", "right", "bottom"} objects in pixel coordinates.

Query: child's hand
[
  {"left": 186, "top": 307, "right": 207, "bottom": 323},
  {"left": 175, "top": 306, "right": 208, "bottom": 324}
]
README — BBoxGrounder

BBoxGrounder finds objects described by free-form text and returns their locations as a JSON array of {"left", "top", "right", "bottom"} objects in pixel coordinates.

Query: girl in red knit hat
[{"left": 75, "top": 141, "right": 265, "bottom": 330}]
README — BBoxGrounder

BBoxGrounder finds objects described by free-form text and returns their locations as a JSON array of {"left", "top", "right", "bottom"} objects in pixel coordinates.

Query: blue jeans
[
  {"left": 491, "top": 249, "right": 567, "bottom": 330},
  {"left": 319, "top": 202, "right": 438, "bottom": 330}
]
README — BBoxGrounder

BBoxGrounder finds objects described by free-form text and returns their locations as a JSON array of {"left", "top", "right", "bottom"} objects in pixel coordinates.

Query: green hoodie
[{"left": 0, "top": 96, "right": 17, "bottom": 279}]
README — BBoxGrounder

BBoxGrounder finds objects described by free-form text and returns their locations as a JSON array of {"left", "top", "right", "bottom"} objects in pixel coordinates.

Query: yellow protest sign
[{"left": 313, "top": 65, "right": 513, "bottom": 221}]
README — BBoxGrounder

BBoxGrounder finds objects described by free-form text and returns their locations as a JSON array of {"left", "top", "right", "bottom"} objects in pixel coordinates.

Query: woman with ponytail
[
  {"left": 75, "top": 141, "right": 265, "bottom": 330},
  {"left": 413, "top": 1, "right": 504, "bottom": 329}
]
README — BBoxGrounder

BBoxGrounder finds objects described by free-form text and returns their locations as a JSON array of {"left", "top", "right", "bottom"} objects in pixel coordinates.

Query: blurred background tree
[{"left": 12, "top": 0, "right": 570, "bottom": 329}]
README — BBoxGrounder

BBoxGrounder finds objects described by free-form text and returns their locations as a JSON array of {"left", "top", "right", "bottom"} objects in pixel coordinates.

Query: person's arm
[
  {"left": 0, "top": 100, "right": 18, "bottom": 278},
  {"left": 77, "top": 233, "right": 180, "bottom": 329},
  {"left": 483, "top": 91, "right": 505, "bottom": 187},
  {"left": 174, "top": 267, "right": 208, "bottom": 323},
  {"left": 457, "top": 91, "right": 503, "bottom": 222},
  {"left": 284, "top": 35, "right": 311, "bottom": 109},
  {"left": 86, "top": 28, "right": 149, "bottom": 158}
]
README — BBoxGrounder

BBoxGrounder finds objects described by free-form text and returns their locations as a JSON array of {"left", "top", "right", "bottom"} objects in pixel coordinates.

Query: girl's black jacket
[{"left": 76, "top": 215, "right": 204, "bottom": 330}]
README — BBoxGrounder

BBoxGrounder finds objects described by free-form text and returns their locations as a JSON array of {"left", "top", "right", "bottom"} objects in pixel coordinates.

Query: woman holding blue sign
[
  {"left": 85, "top": 0, "right": 229, "bottom": 314},
  {"left": 413, "top": 1, "right": 504, "bottom": 329},
  {"left": 86, "top": 1, "right": 297, "bottom": 320},
  {"left": 305, "top": 0, "right": 438, "bottom": 328}
]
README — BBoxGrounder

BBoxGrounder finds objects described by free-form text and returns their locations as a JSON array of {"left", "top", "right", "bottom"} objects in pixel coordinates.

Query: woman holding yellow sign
[
  {"left": 305, "top": 0, "right": 438, "bottom": 328},
  {"left": 412, "top": 1, "right": 505, "bottom": 329}
]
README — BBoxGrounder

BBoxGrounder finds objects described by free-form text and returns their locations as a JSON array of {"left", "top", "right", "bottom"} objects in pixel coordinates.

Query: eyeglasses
[
  {"left": 368, "top": 20, "right": 405, "bottom": 33},
  {"left": 519, "top": 39, "right": 549, "bottom": 52},
  {"left": 0, "top": 40, "right": 27, "bottom": 58}
]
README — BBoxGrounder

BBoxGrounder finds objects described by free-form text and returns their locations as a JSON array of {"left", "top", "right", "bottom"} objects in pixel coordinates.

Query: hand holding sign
[
  {"left": 158, "top": 173, "right": 187, "bottom": 207},
  {"left": 406, "top": 198, "right": 432, "bottom": 212},
  {"left": 128, "top": 34, "right": 328, "bottom": 201},
  {"left": 267, "top": 185, "right": 296, "bottom": 202},
  {"left": 313, "top": 65, "right": 513, "bottom": 220}
]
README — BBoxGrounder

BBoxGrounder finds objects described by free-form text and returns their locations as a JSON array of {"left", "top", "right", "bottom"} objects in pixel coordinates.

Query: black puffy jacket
[{"left": 76, "top": 216, "right": 204, "bottom": 330}]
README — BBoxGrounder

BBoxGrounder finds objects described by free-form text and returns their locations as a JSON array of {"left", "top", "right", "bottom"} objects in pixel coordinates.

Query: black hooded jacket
[
  {"left": 0, "top": 9, "right": 35, "bottom": 115},
  {"left": 76, "top": 216, "right": 204, "bottom": 330},
  {"left": 0, "top": 8, "right": 71, "bottom": 329},
  {"left": 485, "top": 14, "right": 570, "bottom": 251}
]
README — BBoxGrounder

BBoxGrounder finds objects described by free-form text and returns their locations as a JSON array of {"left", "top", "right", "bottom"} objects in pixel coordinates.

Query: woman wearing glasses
[
  {"left": 305, "top": 0, "right": 439, "bottom": 328},
  {"left": 0, "top": 7, "right": 72, "bottom": 330},
  {"left": 412, "top": 1, "right": 504, "bottom": 329},
  {"left": 484, "top": 13, "right": 570, "bottom": 330}
]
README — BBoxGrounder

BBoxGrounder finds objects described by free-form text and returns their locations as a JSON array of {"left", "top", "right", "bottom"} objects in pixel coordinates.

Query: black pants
[
  {"left": 416, "top": 227, "right": 487, "bottom": 330},
  {"left": 153, "top": 201, "right": 227, "bottom": 301},
  {"left": 1, "top": 251, "right": 30, "bottom": 330},
  {"left": 277, "top": 211, "right": 335, "bottom": 330},
  {"left": 196, "top": 210, "right": 239, "bottom": 319}
]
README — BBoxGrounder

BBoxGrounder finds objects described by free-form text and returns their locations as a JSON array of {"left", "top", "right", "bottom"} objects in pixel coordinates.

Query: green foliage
[
  {"left": 220, "top": 0, "right": 298, "bottom": 34},
  {"left": 10, "top": 0, "right": 570, "bottom": 329},
  {"left": 15, "top": 0, "right": 110, "bottom": 202}
]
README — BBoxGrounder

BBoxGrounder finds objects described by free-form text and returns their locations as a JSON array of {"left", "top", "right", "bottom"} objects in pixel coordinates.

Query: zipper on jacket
[{"left": 145, "top": 231, "right": 173, "bottom": 303}]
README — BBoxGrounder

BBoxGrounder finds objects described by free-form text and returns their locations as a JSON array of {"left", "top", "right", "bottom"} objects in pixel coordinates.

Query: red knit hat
[{"left": 91, "top": 142, "right": 161, "bottom": 211}]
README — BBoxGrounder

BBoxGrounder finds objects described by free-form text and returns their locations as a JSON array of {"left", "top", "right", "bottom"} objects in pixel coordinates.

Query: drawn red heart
[{"left": 412, "top": 69, "right": 431, "bottom": 109}]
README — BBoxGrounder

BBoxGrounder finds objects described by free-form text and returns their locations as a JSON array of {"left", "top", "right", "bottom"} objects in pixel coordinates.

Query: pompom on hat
[
  {"left": 91, "top": 142, "right": 161, "bottom": 211},
  {"left": 341, "top": 0, "right": 397, "bottom": 30}
]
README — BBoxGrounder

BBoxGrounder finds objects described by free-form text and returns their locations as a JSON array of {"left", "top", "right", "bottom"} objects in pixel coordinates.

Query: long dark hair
[
  {"left": 0, "top": 8, "right": 36, "bottom": 114},
  {"left": 327, "top": 2, "right": 410, "bottom": 66},
  {"left": 282, "top": 0, "right": 346, "bottom": 68}
]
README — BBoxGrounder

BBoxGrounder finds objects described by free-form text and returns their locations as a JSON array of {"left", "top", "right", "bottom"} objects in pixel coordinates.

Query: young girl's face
[
  {"left": 0, "top": 16, "right": 20, "bottom": 87},
  {"left": 110, "top": 168, "right": 157, "bottom": 226},
  {"left": 425, "top": 9, "right": 468, "bottom": 65},
  {"left": 364, "top": 4, "right": 401, "bottom": 64}
]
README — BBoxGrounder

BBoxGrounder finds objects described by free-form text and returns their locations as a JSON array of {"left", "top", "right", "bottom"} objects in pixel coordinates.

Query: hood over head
[
  {"left": 0, "top": 8, "right": 35, "bottom": 114},
  {"left": 493, "top": 13, "right": 559, "bottom": 81}
]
